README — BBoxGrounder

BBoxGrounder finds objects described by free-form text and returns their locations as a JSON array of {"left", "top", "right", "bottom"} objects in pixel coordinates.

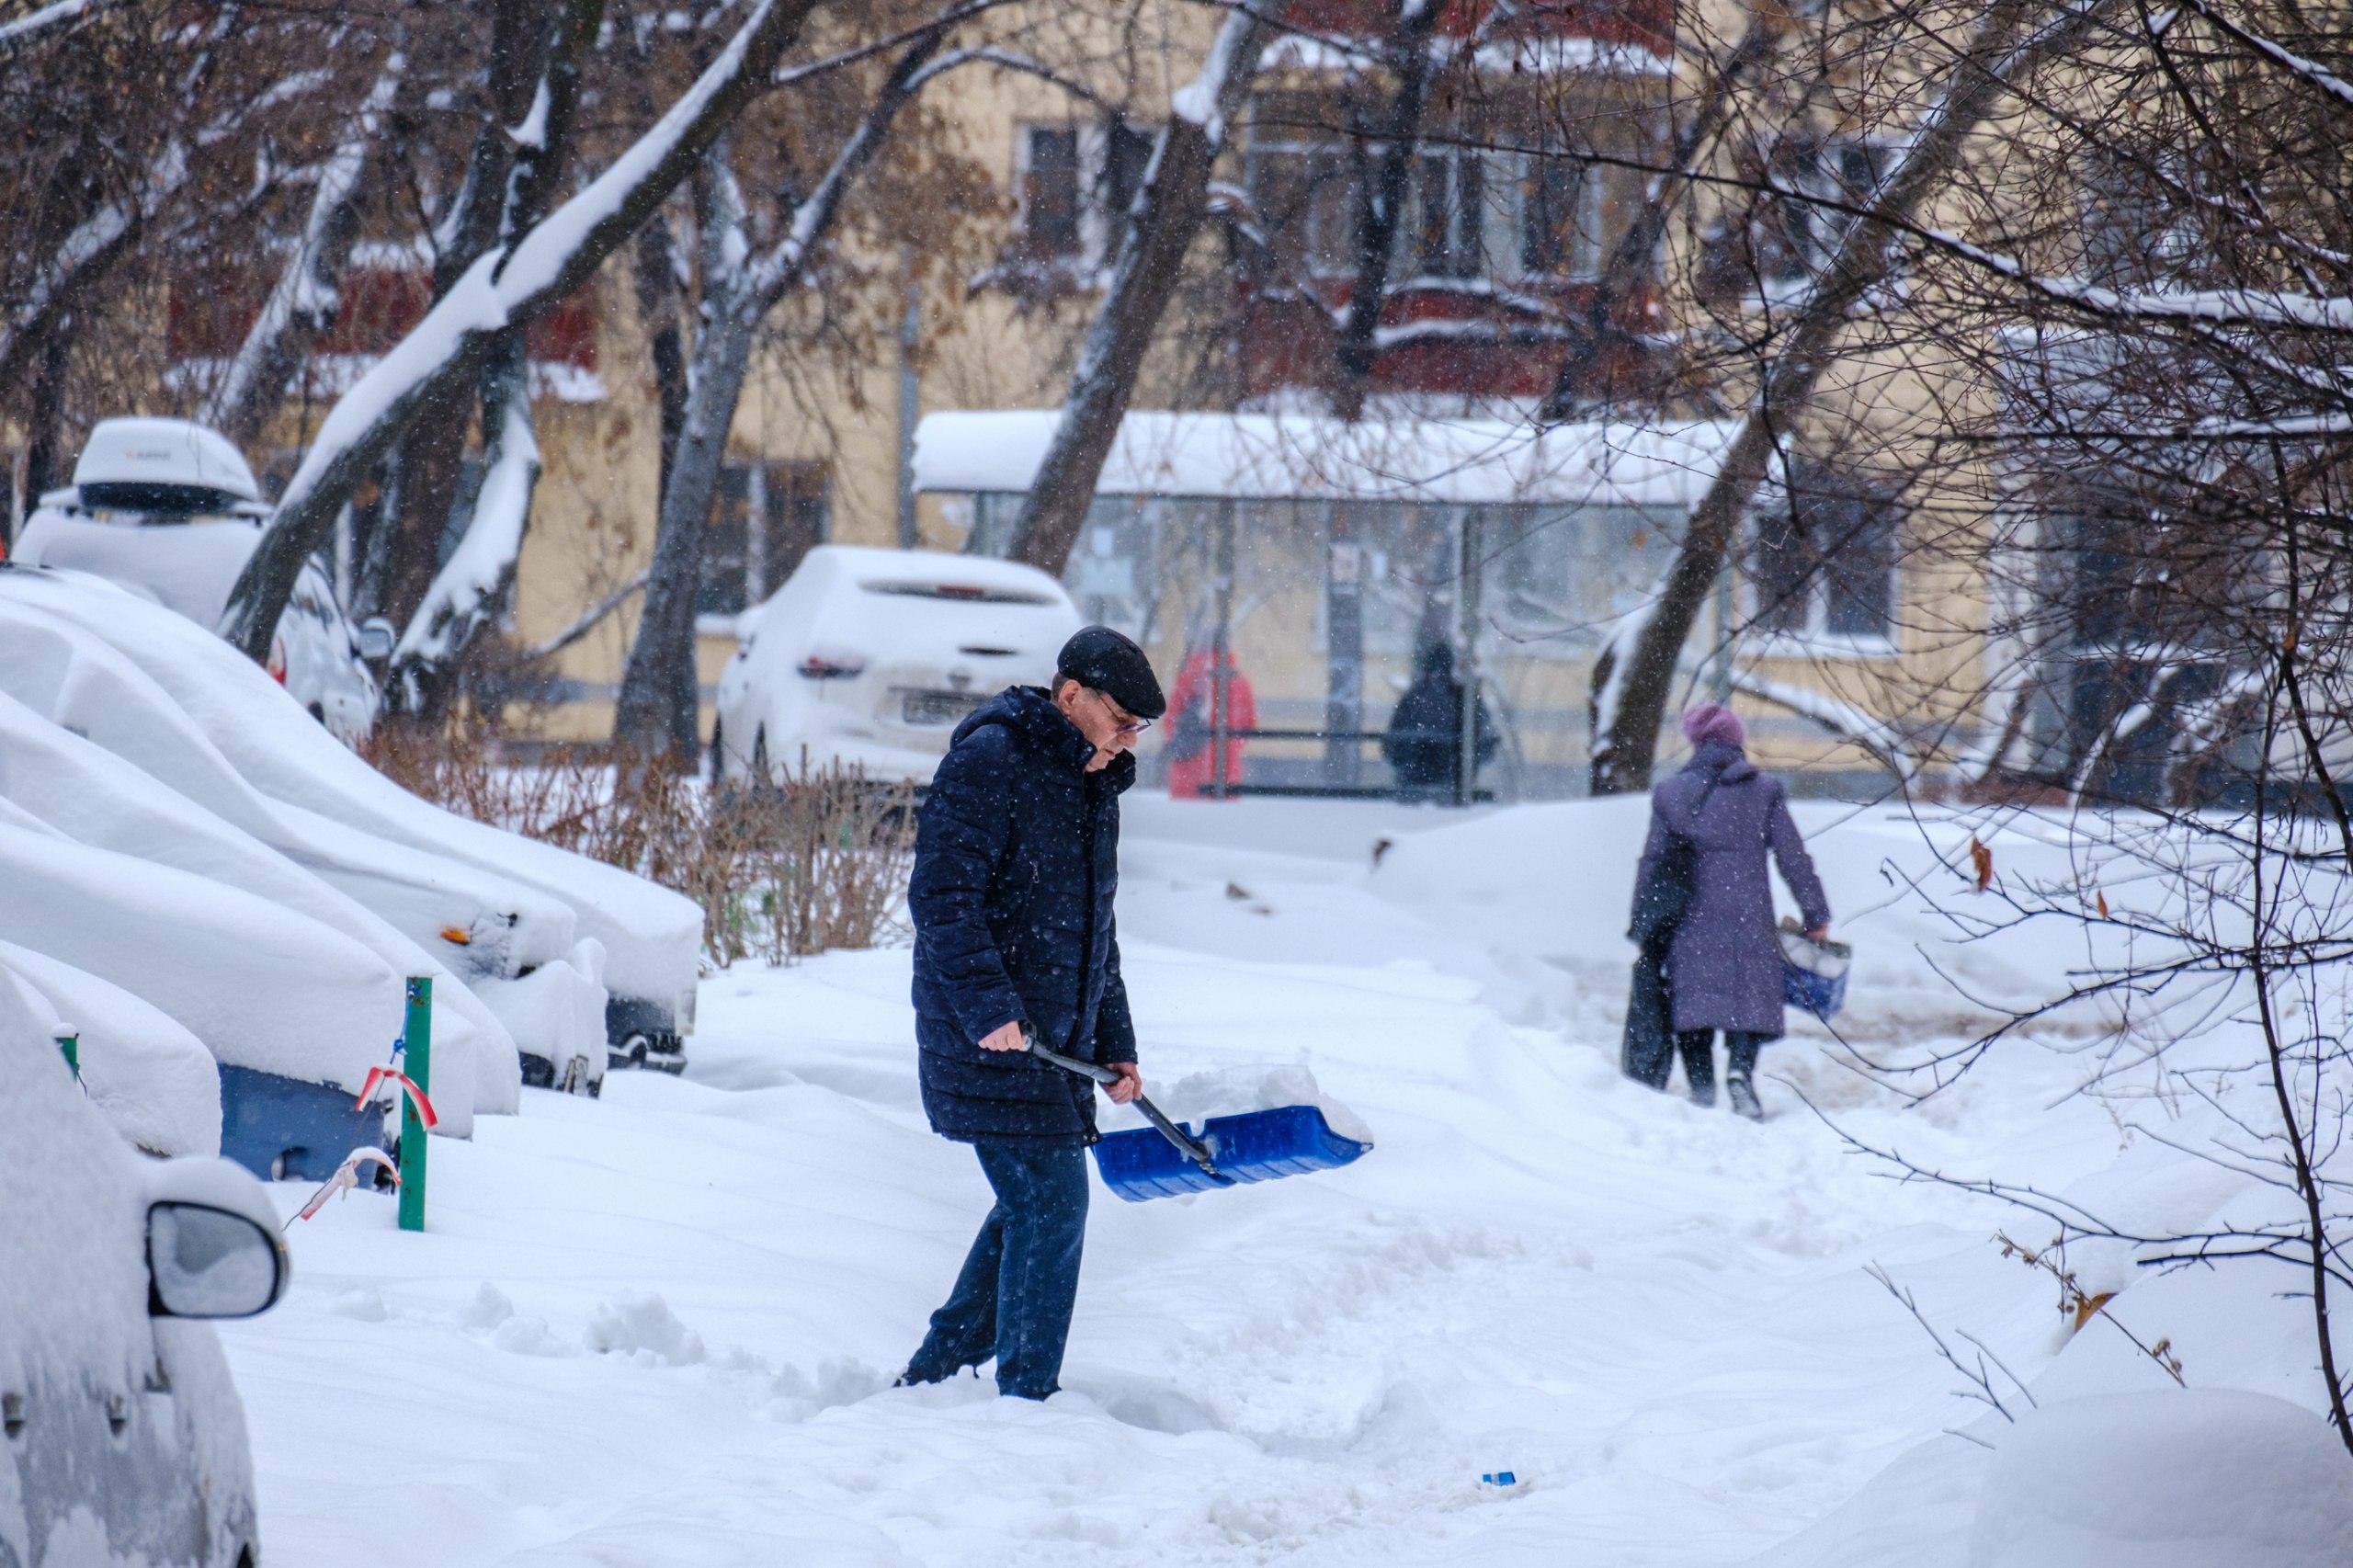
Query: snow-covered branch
[
  {"left": 495, "top": 0, "right": 602, "bottom": 254},
  {"left": 1931, "top": 232, "right": 2353, "bottom": 336},
  {"left": 2174, "top": 0, "right": 2353, "bottom": 112},
  {"left": 221, "top": 0, "right": 825, "bottom": 663},
  {"left": 768, "top": 0, "right": 1014, "bottom": 87},
  {"left": 0, "top": 40, "right": 337, "bottom": 389},
  {"left": 739, "top": 21, "right": 952, "bottom": 304},
  {"left": 199, "top": 44, "right": 407, "bottom": 449},
  {"left": 0, "top": 0, "right": 112, "bottom": 51}
]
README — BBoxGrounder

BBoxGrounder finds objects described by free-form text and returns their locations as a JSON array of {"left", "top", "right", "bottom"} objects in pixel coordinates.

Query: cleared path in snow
[{"left": 222, "top": 799, "right": 2116, "bottom": 1566}]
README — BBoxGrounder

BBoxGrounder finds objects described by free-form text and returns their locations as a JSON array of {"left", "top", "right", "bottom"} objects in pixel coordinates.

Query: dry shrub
[{"left": 361, "top": 723, "right": 916, "bottom": 965}]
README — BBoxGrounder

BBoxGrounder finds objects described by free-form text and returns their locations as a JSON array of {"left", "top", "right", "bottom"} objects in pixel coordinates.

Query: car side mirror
[
  {"left": 356, "top": 617, "right": 397, "bottom": 662},
  {"left": 147, "top": 1201, "right": 287, "bottom": 1319}
]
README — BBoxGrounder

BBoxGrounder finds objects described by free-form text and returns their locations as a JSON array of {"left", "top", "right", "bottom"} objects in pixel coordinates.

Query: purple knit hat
[{"left": 1681, "top": 701, "right": 1746, "bottom": 751}]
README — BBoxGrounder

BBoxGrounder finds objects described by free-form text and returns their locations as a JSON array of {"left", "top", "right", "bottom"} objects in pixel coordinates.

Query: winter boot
[
  {"left": 892, "top": 1361, "right": 954, "bottom": 1389},
  {"left": 1677, "top": 1031, "right": 1716, "bottom": 1108},
  {"left": 1726, "top": 1073, "right": 1764, "bottom": 1121}
]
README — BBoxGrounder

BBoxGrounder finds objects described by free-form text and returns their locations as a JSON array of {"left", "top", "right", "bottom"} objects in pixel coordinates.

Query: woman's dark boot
[
  {"left": 1724, "top": 1034, "right": 1765, "bottom": 1119},
  {"left": 1677, "top": 1031, "right": 1716, "bottom": 1108}
]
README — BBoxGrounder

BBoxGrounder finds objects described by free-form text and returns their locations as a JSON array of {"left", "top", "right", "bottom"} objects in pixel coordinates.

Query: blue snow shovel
[{"left": 1025, "top": 1038, "right": 1373, "bottom": 1202}]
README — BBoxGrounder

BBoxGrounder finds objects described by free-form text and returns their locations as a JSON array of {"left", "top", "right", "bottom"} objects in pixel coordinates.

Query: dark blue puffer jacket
[{"left": 909, "top": 686, "right": 1137, "bottom": 1143}]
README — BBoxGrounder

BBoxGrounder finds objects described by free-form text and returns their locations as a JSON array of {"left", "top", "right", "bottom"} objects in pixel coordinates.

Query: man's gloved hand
[
  {"left": 1104, "top": 1062, "right": 1142, "bottom": 1105},
  {"left": 979, "top": 1020, "right": 1028, "bottom": 1052}
]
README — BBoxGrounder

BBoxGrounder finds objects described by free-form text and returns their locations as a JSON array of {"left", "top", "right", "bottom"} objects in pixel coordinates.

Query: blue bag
[{"left": 1779, "top": 920, "right": 1851, "bottom": 1022}]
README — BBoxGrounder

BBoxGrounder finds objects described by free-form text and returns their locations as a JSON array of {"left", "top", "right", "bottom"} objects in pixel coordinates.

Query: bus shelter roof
[{"left": 912, "top": 410, "right": 1739, "bottom": 510}]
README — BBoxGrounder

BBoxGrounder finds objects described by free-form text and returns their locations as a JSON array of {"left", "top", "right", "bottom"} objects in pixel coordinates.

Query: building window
[
  {"left": 1245, "top": 112, "right": 1356, "bottom": 278},
  {"left": 1250, "top": 95, "right": 1632, "bottom": 290},
  {"left": 2080, "top": 153, "right": 2200, "bottom": 287},
  {"left": 1017, "top": 120, "right": 1158, "bottom": 266},
  {"left": 1748, "top": 135, "right": 1890, "bottom": 288},
  {"left": 1520, "top": 153, "right": 1604, "bottom": 279},
  {"left": 1018, "top": 126, "right": 1082, "bottom": 258},
  {"left": 1751, "top": 473, "right": 1898, "bottom": 644},
  {"left": 699, "top": 460, "right": 828, "bottom": 620},
  {"left": 1408, "top": 148, "right": 1487, "bottom": 279},
  {"left": 1097, "top": 121, "right": 1154, "bottom": 252}
]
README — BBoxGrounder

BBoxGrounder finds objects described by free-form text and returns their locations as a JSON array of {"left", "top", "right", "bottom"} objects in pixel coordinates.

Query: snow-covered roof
[
  {"left": 1263, "top": 33, "right": 1673, "bottom": 78},
  {"left": 913, "top": 411, "right": 1738, "bottom": 509}
]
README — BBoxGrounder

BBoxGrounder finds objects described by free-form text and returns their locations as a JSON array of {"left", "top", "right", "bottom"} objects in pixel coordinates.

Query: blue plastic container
[{"left": 1090, "top": 1104, "right": 1371, "bottom": 1202}]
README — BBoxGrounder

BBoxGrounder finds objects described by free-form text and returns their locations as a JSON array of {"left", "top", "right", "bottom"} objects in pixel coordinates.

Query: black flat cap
[{"left": 1056, "top": 625, "right": 1165, "bottom": 720}]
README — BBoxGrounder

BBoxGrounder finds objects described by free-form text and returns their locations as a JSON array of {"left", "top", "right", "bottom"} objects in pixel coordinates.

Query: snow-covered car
[
  {"left": 0, "top": 936, "right": 222, "bottom": 1160},
  {"left": 13, "top": 416, "right": 390, "bottom": 742},
  {"left": 0, "top": 578, "right": 613, "bottom": 1097},
  {"left": 713, "top": 545, "right": 1083, "bottom": 787},
  {"left": 0, "top": 795, "right": 426, "bottom": 1179},
  {"left": 0, "top": 979, "right": 289, "bottom": 1568},
  {"left": 0, "top": 565, "right": 703, "bottom": 1076}
]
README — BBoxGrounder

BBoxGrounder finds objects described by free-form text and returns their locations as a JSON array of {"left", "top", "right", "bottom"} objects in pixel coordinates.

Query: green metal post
[
  {"left": 56, "top": 1034, "right": 78, "bottom": 1082},
  {"left": 397, "top": 977, "right": 431, "bottom": 1233}
]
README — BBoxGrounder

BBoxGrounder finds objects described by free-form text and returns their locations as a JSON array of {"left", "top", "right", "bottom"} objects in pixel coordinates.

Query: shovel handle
[{"left": 1024, "top": 1036, "right": 1227, "bottom": 1182}]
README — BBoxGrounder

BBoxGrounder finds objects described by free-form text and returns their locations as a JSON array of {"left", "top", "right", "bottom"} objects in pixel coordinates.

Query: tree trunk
[
  {"left": 612, "top": 294, "right": 759, "bottom": 761},
  {"left": 21, "top": 321, "right": 71, "bottom": 503},
  {"left": 366, "top": 403, "right": 475, "bottom": 629},
  {"left": 1006, "top": 12, "right": 1274, "bottom": 574},
  {"left": 1588, "top": 0, "right": 2095, "bottom": 794},
  {"left": 609, "top": 23, "right": 958, "bottom": 756},
  {"left": 632, "top": 216, "right": 689, "bottom": 501},
  {"left": 388, "top": 330, "right": 540, "bottom": 720},
  {"left": 377, "top": 0, "right": 597, "bottom": 710},
  {"left": 1329, "top": 1, "right": 1443, "bottom": 425},
  {"left": 351, "top": 8, "right": 540, "bottom": 628}
]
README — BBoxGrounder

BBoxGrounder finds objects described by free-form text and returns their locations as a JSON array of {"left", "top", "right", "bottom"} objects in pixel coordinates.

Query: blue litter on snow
[{"left": 1090, "top": 1103, "right": 1371, "bottom": 1202}]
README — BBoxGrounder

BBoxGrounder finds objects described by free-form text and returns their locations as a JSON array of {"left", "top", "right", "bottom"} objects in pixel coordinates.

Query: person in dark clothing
[
  {"left": 1381, "top": 641, "right": 1498, "bottom": 799},
  {"left": 898, "top": 625, "right": 1165, "bottom": 1399},
  {"left": 1629, "top": 703, "right": 1832, "bottom": 1120}
]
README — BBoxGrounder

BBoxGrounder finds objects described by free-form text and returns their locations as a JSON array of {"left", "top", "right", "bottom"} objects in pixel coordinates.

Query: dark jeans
[
  {"left": 1677, "top": 1029, "right": 1768, "bottom": 1096},
  {"left": 908, "top": 1139, "right": 1090, "bottom": 1400}
]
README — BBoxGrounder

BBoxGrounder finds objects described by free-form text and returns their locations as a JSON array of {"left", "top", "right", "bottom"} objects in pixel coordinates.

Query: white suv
[{"left": 13, "top": 418, "right": 388, "bottom": 741}]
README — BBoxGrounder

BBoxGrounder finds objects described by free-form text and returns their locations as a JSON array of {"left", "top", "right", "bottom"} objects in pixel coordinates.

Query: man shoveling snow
[{"left": 896, "top": 627, "right": 1164, "bottom": 1400}]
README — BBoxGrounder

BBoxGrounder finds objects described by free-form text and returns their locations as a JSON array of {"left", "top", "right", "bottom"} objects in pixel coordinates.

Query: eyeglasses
[{"left": 1089, "top": 687, "right": 1154, "bottom": 735}]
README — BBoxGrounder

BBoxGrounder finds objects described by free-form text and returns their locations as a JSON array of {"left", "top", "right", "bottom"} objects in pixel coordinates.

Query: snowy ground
[{"left": 220, "top": 795, "right": 2353, "bottom": 1565}]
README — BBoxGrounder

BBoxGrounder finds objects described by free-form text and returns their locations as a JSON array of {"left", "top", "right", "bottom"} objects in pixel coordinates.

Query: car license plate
[{"left": 902, "top": 688, "right": 983, "bottom": 726}]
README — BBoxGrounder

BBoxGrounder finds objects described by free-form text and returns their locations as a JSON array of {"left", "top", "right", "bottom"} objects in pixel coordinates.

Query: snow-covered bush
[{"left": 366, "top": 725, "right": 914, "bottom": 965}]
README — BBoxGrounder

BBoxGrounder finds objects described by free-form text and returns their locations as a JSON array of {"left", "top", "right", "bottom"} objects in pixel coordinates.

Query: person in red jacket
[{"left": 1163, "top": 645, "right": 1254, "bottom": 799}]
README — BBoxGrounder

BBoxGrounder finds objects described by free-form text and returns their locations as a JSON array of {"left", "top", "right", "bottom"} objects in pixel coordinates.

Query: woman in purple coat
[{"left": 1631, "top": 703, "right": 1832, "bottom": 1119}]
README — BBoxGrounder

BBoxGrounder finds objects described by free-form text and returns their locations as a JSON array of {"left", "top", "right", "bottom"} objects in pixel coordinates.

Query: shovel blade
[{"left": 1090, "top": 1104, "right": 1372, "bottom": 1203}]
